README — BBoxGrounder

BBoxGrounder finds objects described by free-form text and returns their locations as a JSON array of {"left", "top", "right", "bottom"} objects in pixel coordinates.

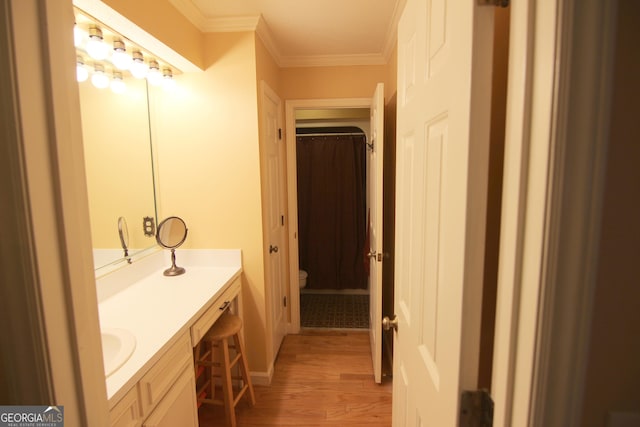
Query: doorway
[
  {"left": 295, "top": 124, "right": 370, "bottom": 329},
  {"left": 285, "top": 87, "right": 386, "bottom": 383},
  {"left": 285, "top": 98, "right": 374, "bottom": 334}
]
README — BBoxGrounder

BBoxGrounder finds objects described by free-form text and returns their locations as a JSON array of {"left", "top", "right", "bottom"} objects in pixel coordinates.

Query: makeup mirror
[
  {"left": 117, "top": 216, "right": 132, "bottom": 263},
  {"left": 156, "top": 216, "right": 188, "bottom": 276}
]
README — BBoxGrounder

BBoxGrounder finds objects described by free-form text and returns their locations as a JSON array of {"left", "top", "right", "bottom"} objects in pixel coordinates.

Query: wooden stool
[{"left": 193, "top": 313, "right": 255, "bottom": 427}]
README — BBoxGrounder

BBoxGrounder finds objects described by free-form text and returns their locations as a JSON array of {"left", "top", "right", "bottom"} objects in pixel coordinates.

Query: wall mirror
[
  {"left": 79, "top": 74, "right": 158, "bottom": 273},
  {"left": 75, "top": 7, "right": 160, "bottom": 274},
  {"left": 73, "top": 0, "right": 199, "bottom": 275}
]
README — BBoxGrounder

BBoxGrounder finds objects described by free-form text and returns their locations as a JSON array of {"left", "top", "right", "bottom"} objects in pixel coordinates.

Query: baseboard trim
[{"left": 250, "top": 366, "right": 274, "bottom": 386}]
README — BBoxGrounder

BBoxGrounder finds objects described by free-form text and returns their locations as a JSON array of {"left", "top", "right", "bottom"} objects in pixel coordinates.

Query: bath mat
[{"left": 300, "top": 294, "right": 370, "bottom": 329}]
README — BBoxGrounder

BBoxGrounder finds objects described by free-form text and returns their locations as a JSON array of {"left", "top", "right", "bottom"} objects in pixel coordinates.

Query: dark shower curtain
[{"left": 297, "top": 133, "right": 368, "bottom": 290}]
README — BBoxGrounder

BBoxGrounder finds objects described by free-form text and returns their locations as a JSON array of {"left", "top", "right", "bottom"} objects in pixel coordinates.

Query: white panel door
[
  {"left": 393, "top": 0, "right": 493, "bottom": 425},
  {"left": 368, "top": 82, "right": 385, "bottom": 384},
  {"left": 261, "top": 82, "right": 287, "bottom": 359}
]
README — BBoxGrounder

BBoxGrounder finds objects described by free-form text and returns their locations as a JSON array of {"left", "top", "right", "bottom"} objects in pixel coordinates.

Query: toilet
[{"left": 299, "top": 270, "right": 308, "bottom": 289}]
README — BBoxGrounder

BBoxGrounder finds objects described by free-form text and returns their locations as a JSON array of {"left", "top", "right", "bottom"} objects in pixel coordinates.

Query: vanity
[{"left": 98, "top": 249, "right": 243, "bottom": 427}]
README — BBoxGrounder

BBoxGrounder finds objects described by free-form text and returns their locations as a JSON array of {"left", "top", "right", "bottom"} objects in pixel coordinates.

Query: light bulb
[
  {"left": 91, "top": 64, "right": 109, "bottom": 89},
  {"left": 74, "top": 24, "right": 87, "bottom": 47},
  {"left": 147, "top": 60, "right": 162, "bottom": 86},
  {"left": 130, "top": 51, "right": 148, "bottom": 79},
  {"left": 111, "top": 40, "right": 132, "bottom": 70},
  {"left": 76, "top": 56, "right": 89, "bottom": 82},
  {"left": 110, "top": 72, "right": 126, "bottom": 94},
  {"left": 76, "top": 63, "right": 89, "bottom": 82},
  {"left": 86, "top": 27, "right": 108, "bottom": 60},
  {"left": 162, "top": 68, "right": 176, "bottom": 91}
]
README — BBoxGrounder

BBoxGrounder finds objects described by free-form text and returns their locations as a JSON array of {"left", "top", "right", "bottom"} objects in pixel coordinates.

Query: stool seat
[
  {"left": 194, "top": 313, "right": 255, "bottom": 427},
  {"left": 205, "top": 313, "right": 242, "bottom": 341}
]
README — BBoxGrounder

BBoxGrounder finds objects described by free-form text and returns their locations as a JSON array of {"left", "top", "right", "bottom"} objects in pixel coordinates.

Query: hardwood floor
[{"left": 198, "top": 330, "right": 392, "bottom": 426}]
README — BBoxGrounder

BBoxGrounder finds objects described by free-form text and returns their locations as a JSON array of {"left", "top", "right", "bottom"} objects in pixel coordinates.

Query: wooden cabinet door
[{"left": 142, "top": 367, "right": 198, "bottom": 427}]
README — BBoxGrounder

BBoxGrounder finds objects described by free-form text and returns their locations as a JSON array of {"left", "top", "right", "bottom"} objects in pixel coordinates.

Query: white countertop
[{"left": 97, "top": 249, "right": 242, "bottom": 404}]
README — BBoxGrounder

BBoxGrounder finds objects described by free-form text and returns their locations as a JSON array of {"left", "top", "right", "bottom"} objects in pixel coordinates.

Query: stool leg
[
  {"left": 220, "top": 337, "right": 236, "bottom": 427},
  {"left": 233, "top": 333, "right": 256, "bottom": 406}
]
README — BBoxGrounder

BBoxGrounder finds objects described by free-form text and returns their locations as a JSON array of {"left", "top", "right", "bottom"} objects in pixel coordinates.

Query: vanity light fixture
[
  {"left": 111, "top": 39, "right": 133, "bottom": 71},
  {"left": 74, "top": 12, "right": 181, "bottom": 96},
  {"left": 130, "top": 50, "right": 148, "bottom": 79},
  {"left": 147, "top": 60, "right": 163, "bottom": 86},
  {"left": 110, "top": 71, "right": 126, "bottom": 94},
  {"left": 162, "top": 68, "right": 176, "bottom": 91},
  {"left": 76, "top": 55, "right": 89, "bottom": 82},
  {"left": 91, "top": 63, "right": 109, "bottom": 89},
  {"left": 86, "top": 26, "right": 109, "bottom": 60}
]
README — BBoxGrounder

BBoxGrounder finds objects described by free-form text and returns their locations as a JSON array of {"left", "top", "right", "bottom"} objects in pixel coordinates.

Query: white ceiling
[{"left": 168, "top": 0, "right": 404, "bottom": 67}]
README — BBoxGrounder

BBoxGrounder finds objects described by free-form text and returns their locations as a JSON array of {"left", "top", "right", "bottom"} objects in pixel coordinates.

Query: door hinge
[
  {"left": 477, "top": 0, "right": 509, "bottom": 7},
  {"left": 283, "top": 296, "right": 287, "bottom": 307},
  {"left": 366, "top": 138, "right": 374, "bottom": 151},
  {"left": 460, "top": 389, "right": 493, "bottom": 427},
  {"left": 278, "top": 128, "right": 282, "bottom": 140}
]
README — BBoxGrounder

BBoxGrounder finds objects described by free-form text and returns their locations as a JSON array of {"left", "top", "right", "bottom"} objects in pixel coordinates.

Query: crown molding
[
  {"left": 169, "top": 0, "right": 261, "bottom": 32},
  {"left": 382, "top": 0, "right": 406, "bottom": 63},
  {"left": 255, "top": 16, "right": 284, "bottom": 67},
  {"left": 167, "top": 0, "right": 207, "bottom": 29}
]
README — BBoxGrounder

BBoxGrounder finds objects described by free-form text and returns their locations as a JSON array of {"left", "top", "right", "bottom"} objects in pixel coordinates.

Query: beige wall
[
  {"left": 149, "top": 31, "right": 269, "bottom": 373},
  {"left": 580, "top": 0, "right": 640, "bottom": 424},
  {"left": 281, "top": 64, "right": 387, "bottom": 100},
  {"left": 385, "top": 46, "right": 398, "bottom": 101},
  {"left": 76, "top": 0, "right": 276, "bottom": 376},
  {"left": 255, "top": 36, "right": 282, "bottom": 96},
  {"left": 103, "top": 0, "right": 204, "bottom": 69}
]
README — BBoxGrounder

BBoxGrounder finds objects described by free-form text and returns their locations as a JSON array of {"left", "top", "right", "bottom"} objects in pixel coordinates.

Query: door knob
[
  {"left": 382, "top": 315, "right": 398, "bottom": 332},
  {"left": 269, "top": 245, "right": 279, "bottom": 254},
  {"left": 367, "top": 250, "right": 377, "bottom": 258}
]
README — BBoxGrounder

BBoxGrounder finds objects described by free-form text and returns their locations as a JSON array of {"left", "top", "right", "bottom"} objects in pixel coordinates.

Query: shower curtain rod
[
  {"left": 296, "top": 132, "right": 365, "bottom": 137},
  {"left": 297, "top": 132, "right": 373, "bottom": 150}
]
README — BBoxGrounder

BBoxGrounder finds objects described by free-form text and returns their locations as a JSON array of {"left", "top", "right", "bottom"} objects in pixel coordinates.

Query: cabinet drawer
[
  {"left": 190, "top": 277, "right": 240, "bottom": 346},
  {"left": 138, "top": 332, "right": 192, "bottom": 417},
  {"left": 110, "top": 386, "right": 142, "bottom": 427}
]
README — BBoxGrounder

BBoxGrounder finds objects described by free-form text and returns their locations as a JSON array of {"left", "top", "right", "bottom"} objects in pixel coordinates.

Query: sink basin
[{"left": 101, "top": 328, "right": 136, "bottom": 377}]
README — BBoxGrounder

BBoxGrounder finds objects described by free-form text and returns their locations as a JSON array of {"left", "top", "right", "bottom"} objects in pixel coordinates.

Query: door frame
[
  {"left": 284, "top": 97, "right": 372, "bottom": 333},
  {"left": 1, "top": 1, "right": 108, "bottom": 424},
  {"left": 492, "top": 0, "right": 616, "bottom": 425}
]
